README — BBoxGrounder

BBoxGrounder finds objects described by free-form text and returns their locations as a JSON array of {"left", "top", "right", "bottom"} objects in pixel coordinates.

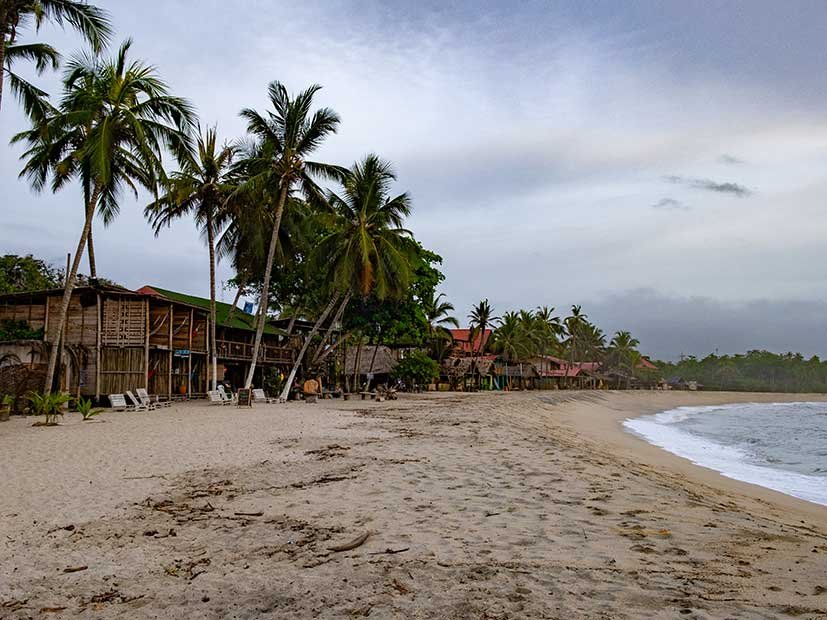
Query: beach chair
[
  {"left": 109, "top": 393, "right": 132, "bottom": 412},
  {"left": 126, "top": 390, "right": 153, "bottom": 411},
  {"left": 137, "top": 388, "right": 171, "bottom": 408},
  {"left": 217, "top": 385, "right": 237, "bottom": 405},
  {"left": 207, "top": 390, "right": 226, "bottom": 406},
  {"left": 252, "top": 388, "right": 277, "bottom": 404}
]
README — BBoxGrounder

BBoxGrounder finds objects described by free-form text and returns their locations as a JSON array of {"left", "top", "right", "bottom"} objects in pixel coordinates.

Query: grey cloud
[
  {"left": 718, "top": 154, "right": 744, "bottom": 165},
  {"left": 586, "top": 289, "right": 827, "bottom": 361},
  {"left": 664, "top": 175, "right": 752, "bottom": 197},
  {"left": 651, "top": 197, "right": 690, "bottom": 211}
]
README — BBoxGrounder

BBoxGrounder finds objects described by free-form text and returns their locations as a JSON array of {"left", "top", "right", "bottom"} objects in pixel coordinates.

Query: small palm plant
[
  {"left": 27, "top": 391, "right": 71, "bottom": 426},
  {"left": 75, "top": 396, "right": 103, "bottom": 421}
]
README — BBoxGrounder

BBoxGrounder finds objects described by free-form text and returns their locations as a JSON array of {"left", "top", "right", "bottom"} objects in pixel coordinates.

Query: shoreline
[{"left": 544, "top": 390, "right": 827, "bottom": 524}]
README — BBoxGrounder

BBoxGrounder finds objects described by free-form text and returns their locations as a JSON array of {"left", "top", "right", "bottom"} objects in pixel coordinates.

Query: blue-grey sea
[{"left": 624, "top": 402, "right": 827, "bottom": 506}]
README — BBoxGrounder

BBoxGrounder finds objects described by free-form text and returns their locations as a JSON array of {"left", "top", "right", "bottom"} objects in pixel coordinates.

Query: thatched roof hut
[
  {"left": 442, "top": 356, "right": 494, "bottom": 378},
  {"left": 344, "top": 345, "right": 399, "bottom": 377}
]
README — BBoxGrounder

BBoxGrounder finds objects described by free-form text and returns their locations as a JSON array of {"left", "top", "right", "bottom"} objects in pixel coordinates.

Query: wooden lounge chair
[
  {"left": 126, "top": 390, "right": 153, "bottom": 411},
  {"left": 252, "top": 388, "right": 277, "bottom": 404},
  {"left": 109, "top": 393, "right": 132, "bottom": 412},
  {"left": 137, "top": 388, "right": 171, "bottom": 408}
]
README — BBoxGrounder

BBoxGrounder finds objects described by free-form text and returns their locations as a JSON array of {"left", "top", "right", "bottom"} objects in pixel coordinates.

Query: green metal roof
[{"left": 143, "top": 286, "right": 283, "bottom": 335}]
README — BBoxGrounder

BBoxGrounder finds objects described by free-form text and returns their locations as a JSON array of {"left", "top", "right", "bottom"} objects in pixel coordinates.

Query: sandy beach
[{"left": 1, "top": 391, "right": 826, "bottom": 619}]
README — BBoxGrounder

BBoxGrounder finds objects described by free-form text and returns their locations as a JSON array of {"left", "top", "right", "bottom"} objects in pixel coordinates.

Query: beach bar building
[{"left": 0, "top": 282, "right": 295, "bottom": 401}]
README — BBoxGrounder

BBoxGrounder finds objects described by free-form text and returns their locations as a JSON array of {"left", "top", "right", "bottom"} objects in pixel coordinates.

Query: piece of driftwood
[
  {"left": 233, "top": 511, "right": 263, "bottom": 517},
  {"left": 63, "top": 566, "right": 88, "bottom": 573},
  {"left": 367, "top": 547, "right": 409, "bottom": 555},
  {"left": 328, "top": 531, "right": 370, "bottom": 552}
]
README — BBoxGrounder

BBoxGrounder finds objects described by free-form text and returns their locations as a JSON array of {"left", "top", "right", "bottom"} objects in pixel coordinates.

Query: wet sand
[{"left": 1, "top": 391, "right": 826, "bottom": 619}]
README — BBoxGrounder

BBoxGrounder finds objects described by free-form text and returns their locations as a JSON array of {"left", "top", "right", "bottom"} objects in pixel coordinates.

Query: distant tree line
[{"left": 656, "top": 351, "right": 827, "bottom": 393}]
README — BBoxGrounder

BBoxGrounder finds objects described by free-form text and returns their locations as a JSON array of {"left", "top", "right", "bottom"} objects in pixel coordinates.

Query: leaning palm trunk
[
  {"left": 44, "top": 186, "right": 101, "bottom": 393},
  {"left": 245, "top": 185, "right": 288, "bottom": 388},
  {"left": 310, "top": 291, "right": 351, "bottom": 365},
  {"left": 278, "top": 290, "right": 341, "bottom": 401},
  {"left": 206, "top": 216, "right": 218, "bottom": 391},
  {"left": 223, "top": 279, "right": 245, "bottom": 327},
  {"left": 87, "top": 226, "right": 97, "bottom": 278}
]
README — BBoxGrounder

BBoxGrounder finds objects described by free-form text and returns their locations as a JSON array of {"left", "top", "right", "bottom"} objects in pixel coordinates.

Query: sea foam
[{"left": 624, "top": 403, "right": 827, "bottom": 506}]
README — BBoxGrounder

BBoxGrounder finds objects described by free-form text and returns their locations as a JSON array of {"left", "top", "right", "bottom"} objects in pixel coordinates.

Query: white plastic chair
[
  {"left": 252, "top": 388, "right": 276, "bottom": 404},
  {"left": 137, "top": 388, "right": 171, "bottom": 408},
  {"left": 217, "top": 385, "right": 236, "bottom": 405},
  {"left": 109, "top": 394, "right": 132, "bottom": 411},
  {"left": 126, "top": 390, "right": 153, "bottom": 411}
]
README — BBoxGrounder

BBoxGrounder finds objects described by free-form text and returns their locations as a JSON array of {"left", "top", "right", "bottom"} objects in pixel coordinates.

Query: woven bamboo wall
[
  {"left": 171, "top": 310, "right": 190, "bottom": 350},
  {"left": 99, "top": 347, "right": 145, "bottom": 395},
  {"left": 101, "top": 298, "right": 145, "bottom": 346},
  {"left": 191, "top": 312, "right": 207, "bottom": 352},
  {"left": 148, "top": 303, "right": 171, "bottom": 348},
  {"left": 148, "top": 350, "right": 170, "bottom": 396}
]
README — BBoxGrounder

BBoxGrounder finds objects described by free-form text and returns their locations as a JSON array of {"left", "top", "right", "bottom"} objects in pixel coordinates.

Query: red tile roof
[{"left": 450, "top": 328, "right": 492, "bottom": 354}]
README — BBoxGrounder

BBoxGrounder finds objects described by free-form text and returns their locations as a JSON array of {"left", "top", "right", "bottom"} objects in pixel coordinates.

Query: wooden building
[
  {"left": 0, "top": 283, "right": 295, "bottom": 401},
  {"left": 137, "top": 286, "right": 295, "bottom": 390}
]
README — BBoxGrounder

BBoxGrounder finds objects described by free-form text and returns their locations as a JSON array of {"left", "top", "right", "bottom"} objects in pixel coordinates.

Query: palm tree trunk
[
  {"left": 310, "top": 291, "right": 351, "bottom": 365},
  {"left": 245, "top": 184, "right": 288, "bottom": 388},
  {"left": 365, "top": 332, "right": 381, "bottom": 391},
  {"left": 223, "top": 278, "right": 245, "bottom": 326},
  {"left": 87, "top": 225, "right": 97, "bottom": 279},
  {"left": 278, "top": 290, "right": 340, "bottom": 402},
  {"left": 0, "top": 33, "right": 6, "bottom": 111},
  {"left": 353, "top": 335, "right": 363, "bottom": 392},
  {"left": 206, "top": 214, "right": 218, "bottom": 391},
  {"left": 342, "top": 339, "right": 349, "bottom": 393},
  {"left": 44, "top": 186, "right": 101, "bottom": 393}
]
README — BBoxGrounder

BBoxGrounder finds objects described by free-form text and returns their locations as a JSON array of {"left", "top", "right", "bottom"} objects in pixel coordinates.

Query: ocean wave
[{"left": 624, "top": 404, "right": 827, "bottom": 507}]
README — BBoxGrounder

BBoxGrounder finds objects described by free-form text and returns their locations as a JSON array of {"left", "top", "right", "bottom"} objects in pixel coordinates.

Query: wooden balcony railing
[{"left": 215, "top": 339, "right": 293, "bottom": 364}]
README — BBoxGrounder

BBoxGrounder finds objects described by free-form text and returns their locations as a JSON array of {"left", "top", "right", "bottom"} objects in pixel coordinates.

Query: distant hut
[{"left": 344, "top": 345, "right": 400, "bottom": 389}]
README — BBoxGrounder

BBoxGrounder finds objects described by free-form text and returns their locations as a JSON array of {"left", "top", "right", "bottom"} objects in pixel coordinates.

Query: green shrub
[{"left": 392, "top": 350, "right": 439, "bottom": 386}]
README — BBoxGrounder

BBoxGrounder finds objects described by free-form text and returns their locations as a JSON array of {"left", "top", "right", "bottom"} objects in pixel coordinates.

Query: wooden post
[
  {"left": 144, "top": 299, "right": 150, "bottom": 390},
  {"left": 95, "top": 293, "right": 101, "bottom": 400},
  {"left": 168, "top": 303, "right": 173, "bottom": 398},
  {"left": 43, "top": 295, "right": 49, "bottom": 341},
  {"left": 187, "top": 308, "right": 193, "bottom": 398}
]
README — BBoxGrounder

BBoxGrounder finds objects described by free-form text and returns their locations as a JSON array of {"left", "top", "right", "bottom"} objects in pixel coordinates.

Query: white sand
[{"left": 1, "top": 391, "right": 826, "bottom": 618}]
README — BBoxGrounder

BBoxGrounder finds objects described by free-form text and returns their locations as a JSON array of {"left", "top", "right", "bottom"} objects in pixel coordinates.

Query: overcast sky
[{"left": 2, "top": 0, "right": 827, "bottom": 360}]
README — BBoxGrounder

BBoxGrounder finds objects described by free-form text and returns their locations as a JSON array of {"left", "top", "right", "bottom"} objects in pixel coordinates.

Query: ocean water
[{"left": 624, "top": 402, "right": 827, "bottom": 506}]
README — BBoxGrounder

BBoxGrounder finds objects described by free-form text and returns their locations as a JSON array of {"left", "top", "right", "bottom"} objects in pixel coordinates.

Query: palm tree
[
  {"left": 467, "top": 299, "right": 497, "bottom": 390},
  {"left": 607, "top": 330, "right": 640, "bottom": 386},
  {"left": 1, "top": 0, "right": 111, "bottom": 111},
  {"left": 490, "top": 311, "right": 532, "bottom": 389},
  {"left": 233, "top": 81, "right": 343, "bottom": 389},
  {"left": 13, "top": 40, "right": 194, "bottom": 392},
  {"left": 145, "top": 126, "right": 235, "bottom": 391},
  {"left": 289, "top": 154, "right": 415, "bottom": 400},
  {"left": 468, "top": 299, "right": 496, "bottom": 356},
  {"left": 422, "top": 290, "right": 458, "bottom": 360},
  {"left": 423, "top": 291, "right": 459, "bottom": 338},
  {"left": 534, "top": 305, "right": 562, "bottom": 355},
  {"left": 490, "top": 311, "right": 529, "bottom": 362},
  {"left": 563, "top": 304, "right": 588, "bottom": 367}
]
